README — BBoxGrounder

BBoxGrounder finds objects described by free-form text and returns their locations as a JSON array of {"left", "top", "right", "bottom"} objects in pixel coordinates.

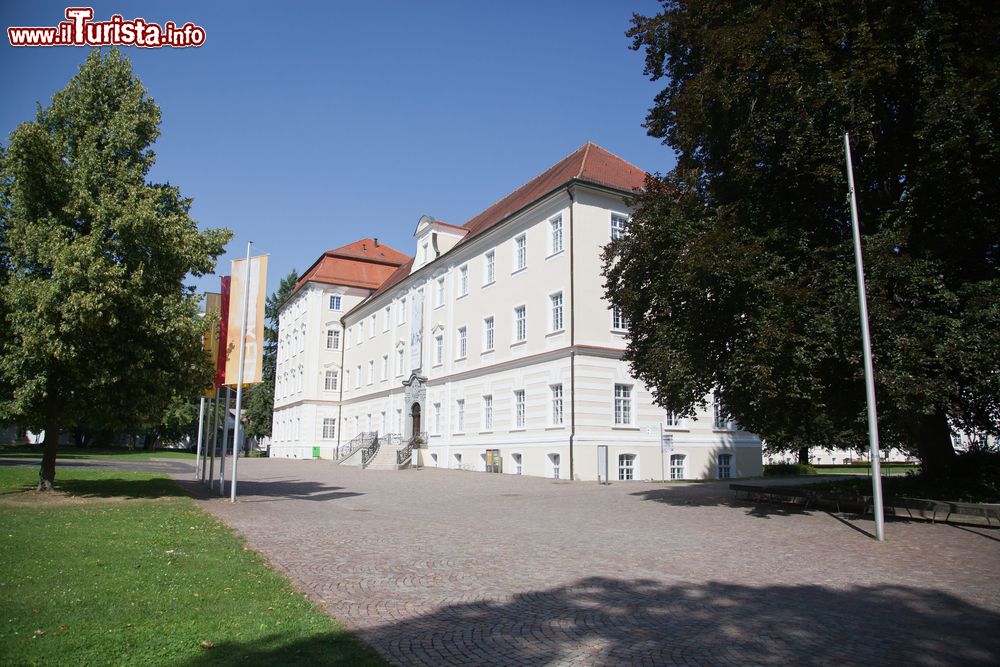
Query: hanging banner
[
  {"left": 215, "top": 276, "right": 231, "bottom": 388},
  {"left": 225, "top": 255, "right": 268, "bottom": 385},
  {"left": 409, "top": 287, "right": 424, "bottom": 371},
  {"left": 203, "top": 292, "right": 222, "bottom": 397}
]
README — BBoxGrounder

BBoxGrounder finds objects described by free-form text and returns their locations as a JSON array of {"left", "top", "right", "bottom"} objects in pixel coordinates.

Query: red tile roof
[{"left": 294, "top": 238, "right": 409, "bottom": 293}]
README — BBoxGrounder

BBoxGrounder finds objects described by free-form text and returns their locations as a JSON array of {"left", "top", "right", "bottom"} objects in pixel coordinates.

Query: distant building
[{"left": 271, "top": 143, "right": 763, "bottom": 480}]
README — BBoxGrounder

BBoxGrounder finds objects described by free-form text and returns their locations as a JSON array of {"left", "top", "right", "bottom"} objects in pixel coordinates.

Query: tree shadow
[
  {"left": 630, "top": 484, "right": 818, "bottom": 520},
  {"left": 177, "top": 577, "right": 1000, "bottom": 666},
  {"left": 57, "top": 476, "right": 188, "bottom": 499},
  {"left": 173, "top": 478, "right": 364, "bottom": 503},
  {"left": 180, "top": 629, "right": 384, "bottom": 666}
]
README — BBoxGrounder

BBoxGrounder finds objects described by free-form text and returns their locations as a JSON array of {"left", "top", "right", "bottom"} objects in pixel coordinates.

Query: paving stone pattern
[{"left": 178, "top": 460, "right": 1000, "bottom": 666}]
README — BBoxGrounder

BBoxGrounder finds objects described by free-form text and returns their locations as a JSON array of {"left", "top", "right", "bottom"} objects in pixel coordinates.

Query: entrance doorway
[{"left": 410, "top": 402, "right": 421, "bottom": 437}]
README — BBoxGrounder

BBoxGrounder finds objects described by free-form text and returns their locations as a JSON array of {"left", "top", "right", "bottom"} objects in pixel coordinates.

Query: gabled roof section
[
  {"left": 457, "top": 142, "right": 646, "bottom": 245},
  {"left": 294, "top": 238, "right": 410, "bottom": 293}
]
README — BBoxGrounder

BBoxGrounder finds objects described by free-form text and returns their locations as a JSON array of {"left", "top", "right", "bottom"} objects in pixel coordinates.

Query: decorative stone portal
[{"left": 402, "top": 372, "right": 427, "bottom": 439}]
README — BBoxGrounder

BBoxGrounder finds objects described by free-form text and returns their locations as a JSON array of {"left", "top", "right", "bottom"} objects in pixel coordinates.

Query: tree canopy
[
  {"left": 243, "top": 270, "right": 298, "bottom": 442},
  {"left": 0, "top": 49, "right": 231, "bottom": 488},
  {"left": 605, "top": 0, "right": 999, "bottom": 471}
]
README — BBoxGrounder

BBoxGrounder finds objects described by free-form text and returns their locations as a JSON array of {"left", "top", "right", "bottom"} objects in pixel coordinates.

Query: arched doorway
[{"left": 410, "top": 402, "right": 421, "bottom": 437}]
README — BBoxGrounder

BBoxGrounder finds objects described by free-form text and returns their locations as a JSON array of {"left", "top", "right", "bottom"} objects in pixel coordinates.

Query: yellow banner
[
  {"left": 203, "top": 292, "right": 222, "bottom": 397},
  {"left": 224, "top": 254, "right": 268, "bottom": 385}
]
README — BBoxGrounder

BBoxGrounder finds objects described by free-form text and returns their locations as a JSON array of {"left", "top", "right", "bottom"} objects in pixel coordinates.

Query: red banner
[{"left": 215, "top": 275, "right": 231, "bottom": 388}]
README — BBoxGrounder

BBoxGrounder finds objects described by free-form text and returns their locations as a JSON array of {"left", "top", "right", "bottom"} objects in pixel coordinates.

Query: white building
[{"left": 272, "top": 143, "right": 763, "bottom": 481}]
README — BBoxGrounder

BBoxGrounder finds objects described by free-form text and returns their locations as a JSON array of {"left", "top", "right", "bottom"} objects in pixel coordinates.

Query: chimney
[{"left": 374, "top": 238, "right": 379, "bottom": 247}]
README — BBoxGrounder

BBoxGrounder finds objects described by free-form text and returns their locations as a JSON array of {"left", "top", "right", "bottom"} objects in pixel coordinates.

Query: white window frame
[
  {"left": 433, "top": 402, "right": 442, "bottom": 434},
  {"left": 610, "top": 213, "right": 628, "bottom": 240},
  {"left": 714, "top": 401, "right": 734, "bottom": 430},
  {"left": 322, "top": 418, "right": 336, "bottom": 439},
  {"left": 514, "top": 305, "right": 527, "bottom": 343},
  {"left": 329, "top": 295, "right": 342, "bottom": 311},
  {"left": 459, "top": 265, "right": 469, "bottom": 296},
  {"left": 618, "top": 453, "right": 636, "bottom": 481},
  {"left": 398, "top": 297, "right": 407, "bottom": 325},
  {"left": 483, "top": 316, "right": 495, "bottom": 352},
  {"left": 611, "top": 305, "right": 628, "bottom": 331},
  {"left": 514, "top": 234, "right": 527, "bottom": 271},
  {"left": 717, "top": 453, "right": 733, "bottom": 479},
  {"left": 551, "top": 384, "right": 564, "bottom": 425},
  {"left": 482, "top": 395, "right": 493, "bottom": 431},
  {"left": 326, "top": 328, "right": 340, "bottom": 350},
  {"left": 550, "top": 292, "right": 564, "bottom": 332},
  {"left": 512, "top": 452, "right": 523, "bottom": 475},
  {"left": 367, "top": 360, "right": 374, "bottom": 384},
  {"left": 355, "top": 365, "right": 361, "bottom": 388},
  {"left": 484, "top": 250, "right": 495, "bottom": 285},
  {"left": 548, "top": 453, "right": 561, "bottom": 479},
  {"left": 381, "top": 354, "right": 388, "bottom": 381},
  {"left": 383, "top": 306, "right": 391, "bottom": 332},
  {"left": 614, "top": 384, "right": 633, "bottom": 425},
  {"left": 550, "top": 215, "right": 564, "bottom": 255},
  {"left": 514, "top": 390, "right": 525, "bottom": 429},
  {"left": 435, "top": 277, "right": 445, "bottom": 308},
  {"left": 456, "top": 398, "right": 465, "bottom": 433},
  {"left": 669, "top": 454, "right": 686, "bottom": 480},
  {"left": 324, "top": 369, "right": 338, "bottom": 391},
  {"left": 396, "top": 347, "right": 404, "bottom": 377},
  {"left": 665, "top": 411, "right": 682, "bottom": 427},
  {"left": 369, "top": 314, "right": 376, "bottom": 338},
  {"left": 457, "top": 326, "right": 467, "bottom": 359},
  {"left": 434, "top": 334, "right": 444, "bottom": 366}
]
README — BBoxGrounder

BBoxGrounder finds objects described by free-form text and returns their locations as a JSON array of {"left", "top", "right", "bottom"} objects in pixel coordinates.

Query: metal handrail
[
  {"left": 336, "top": 431, "right": 377, "bottom": 463},
  {"left": 361, "top": 438, "right": 381, "bottom": 468}
]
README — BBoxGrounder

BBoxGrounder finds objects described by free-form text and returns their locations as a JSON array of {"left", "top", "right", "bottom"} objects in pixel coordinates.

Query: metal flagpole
[
  {"left": 219, "top": 385, "right": 232, "bottom": 496},
  {"left": 208, "top": 387, "right": 220, "bottom": 488},
  {"left": 660, "top": 421, "right": 666, "bottom": 482},
  {"left": 194, "top": 397, "right": 206, "bottom": 480},
  {"left": 230, "top": 242, "right": 253, "bottom": 503},
  {"left": 844, "top": 132, "right": 885, "bottom": 542}
]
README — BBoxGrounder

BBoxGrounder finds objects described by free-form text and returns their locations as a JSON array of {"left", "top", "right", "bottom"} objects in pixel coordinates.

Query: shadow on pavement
[
  {"left": 174, "top": 478, "right": 364, "bottom": 503},
  {"left": 178, "top": 577, "right": 1000, "bottom": 666}
]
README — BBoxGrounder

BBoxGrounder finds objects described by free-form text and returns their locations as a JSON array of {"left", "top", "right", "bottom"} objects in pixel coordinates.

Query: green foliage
[
  {"left": 608, "top": 1, "right": 1000, "bottom": 471},
  {"left": 763, "top": 463, "right": 817, "bottom": 477},
  {"left": 0, "top": 49, "right": 232, "bottom": 482},
  {"left": 0, "top": 468, "right": 385, "bottom": 665},
  {"left": 243, "top": 270, "right": 298, "bottom": 441}
]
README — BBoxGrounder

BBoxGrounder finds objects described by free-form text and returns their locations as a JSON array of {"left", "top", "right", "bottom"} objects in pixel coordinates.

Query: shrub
[{"left": 764, "top": 462, "right": 817, "bottom": 477}]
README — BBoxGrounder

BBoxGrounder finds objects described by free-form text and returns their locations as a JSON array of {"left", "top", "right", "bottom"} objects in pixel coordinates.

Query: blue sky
[{"left": 2, "top": 0, "right": 675, "bottom": 298}]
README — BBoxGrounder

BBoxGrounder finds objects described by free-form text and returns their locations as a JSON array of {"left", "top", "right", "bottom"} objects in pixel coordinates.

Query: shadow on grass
[
  {"left": 57, "top": 476, "right": 188, "bottom": 499},
  {"left": 178, "top": 577, "right": 1000, "bottom": 666},
  {"left": 174, "top": 478, "right": 364, "bottom": 503},
  {"left": 180, "top": 630, "right": 385, "bottom": 666}
]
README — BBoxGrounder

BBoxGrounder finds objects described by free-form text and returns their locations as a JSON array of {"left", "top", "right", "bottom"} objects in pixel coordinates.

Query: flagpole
[
  {"left": 230, "top": 241, "right": 253, "bottom": 502},
  {"left": 207, "top": 387, "right": 219, "bottom": 487},
  {"left": 219, "top": 385, "right": 231, "bottom": 496},
  {"left": 844, "top": 132, "right": 885, "bottom": 542},
  {"left": 194, "top": 397, "right": 205, "bottom": 480}
]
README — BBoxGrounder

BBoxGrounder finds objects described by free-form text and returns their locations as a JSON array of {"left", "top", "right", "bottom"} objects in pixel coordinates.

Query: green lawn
[
  {"left": 814, "top": 464, "right": 918, "bottom": 476},
  {"left": 0, "top": 443, "right": 197, "bottom": 461},
  {"left": 0, "top": 466, "right": 385, "bottom": 666}
]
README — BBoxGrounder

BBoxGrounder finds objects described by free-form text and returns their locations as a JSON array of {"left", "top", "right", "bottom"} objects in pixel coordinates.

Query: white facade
[{"left": 271, "top": 145, "right": 763, "bottom": 480}]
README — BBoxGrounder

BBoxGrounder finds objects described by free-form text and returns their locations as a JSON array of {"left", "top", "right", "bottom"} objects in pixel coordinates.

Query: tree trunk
[
  {"left": 144, "top": 430, "right": 159, "bottom": 452},
  {"left": 128, "top": 433, "right": 137, "bottom": 451},
  {"left": 913, "top": 408, "right": 956, "bottom": 478},
  {"left": 38, "top": 409, "right": 61, "bottom": 492},
  {"left": 797, "top": 446, "right": 810, "bottom": 465}
]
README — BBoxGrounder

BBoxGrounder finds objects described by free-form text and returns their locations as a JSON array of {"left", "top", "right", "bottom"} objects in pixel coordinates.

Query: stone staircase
[{"left": 364, "top": 434, "right": 411, "bottom": 471}]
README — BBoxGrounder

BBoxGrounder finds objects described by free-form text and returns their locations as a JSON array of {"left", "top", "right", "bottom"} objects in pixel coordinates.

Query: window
[
  {"left": 514, "top": 390, "right": 525, "bottom": 429},
  {"left": 344, "top": 369, "right": 351, "bottom": 389},
  {"left": 370, "top": 315, "right": 376, "bottom": 338},
  {"left": 550, "top": 215, "right": 563, "bottom": 254},
  {"left": 398, "top": 297, "right": 407, "bottom": 325},
  {"left": 618, "top": 453, "right": 636, "bottom": 480},
  {"left": 324, "top": 370, "right": 338, "bottom": 391},
  {"left": 381, "top": 354, "right": 388, "bottom": 381},
  {"left": 714, "top": 401, "right": 734, "bottom": 429},
  {"left": 718, "top": 453, "right": 733, "bottom": 479},
  {"left": 454, "top": 453, "right": 463, "bottom": 470},
  {"left": 550, "top": 292, "right": 564, "bottom": 332},
  {"left": 326, "top": 329, "right": 340, "bottom": 350},
  {"left": 329, "top": 295, "right": 342, "bottom": 311},
  {"left": 459, "top": 265, "right": 469, "bottom": 296},
  {"left": 456, "top": 399, "right": 465, "bottom": 432},
  {"left": 551, "top": 384, "right": 564, "bottom": 425},
  {"left": 514, "top": 305, "right": 526, "bottom": 342},
  {"left": 665, "top": 411, "right": 681, "bottom": 427},
  {"left": 355, "top": 365, "right": 361, "bottom": 388},
  {"left": 611, "top": 305, "right": 628, "bottom": 331},
  {"left": 396, "top": 408, "right": 403, "bottom": 433},
  {"left": 482, "top": 395, "right": 493, "bottom": 431},
  {"left": 322, "top": 418, "right": 336, "bottom": 439},
  {"left": 396, "top": 347, "right": 404, "bottom": 376},
  {"left": 484, "top": 316, "right": 494, "bottom": 351},
  {"left": 614, "top": 384, "right": 633, "bottom": 425},
  {"left": 515, "top": 234, "right": 527, "bottom": 270},
  {"left": 297, "top": 365, "right": 303, "bottom": 392},
  {"left": 484, "top": 250, "right": 495, "bottom": 285},
  {"left": 421, "top": 241, "right": 429, "bottom": 263},
  {"left": 436, "top": 277, "right": 445, "bottom": 307},
  {"left": 367, "top": 360, "right": 374, "bottom": 384},
  {"left": 299, "top": 325, "right": 306, "bottom": 352},
  {"left": 611, "top": 213, "right": 628, "bottom": 240},
  {"left": 383, "top": 306, "right": 391, "bottom": 332},
  {"left": 549, "top": 453, "right": 560, "bottom": 479},
  {"left": 434, "top": 334, "right": 443, "bottom": 366},
  {"left": 457, "top": 326, "right": 467, "bottom": 359},
  {"left": 433, "top": 402, "right": 441, "bottom": 434},
  {"left": 512, "top": 453, "right": 522, "bottom": 475},
  {"left": 380, "top": 411, "right": 386, "bottom": 433},
  {"left": 670, "top": 454, "right": 686, "bottom": 480},
  {"left": 358, "top": 320, "right": 365, "bottom": 343},
  {"left": 366, "top": 413, "right": 373, "bottom": 432}
]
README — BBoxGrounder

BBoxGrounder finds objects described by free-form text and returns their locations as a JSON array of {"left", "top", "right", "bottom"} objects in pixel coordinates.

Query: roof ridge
[{"left": 576, "top": 141, "right": 594, "bottom": 179}]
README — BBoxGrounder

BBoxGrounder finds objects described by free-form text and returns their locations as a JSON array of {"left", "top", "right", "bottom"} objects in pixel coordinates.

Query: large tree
[
  {"left": 242, "top": 270, "right": 298, "bottom": 443},
  {"left": 606, "top": 1, "right": 999, "bottom": 472},
  {"left": 0, "top": 49, "right": 231, "bottom": 489}
]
